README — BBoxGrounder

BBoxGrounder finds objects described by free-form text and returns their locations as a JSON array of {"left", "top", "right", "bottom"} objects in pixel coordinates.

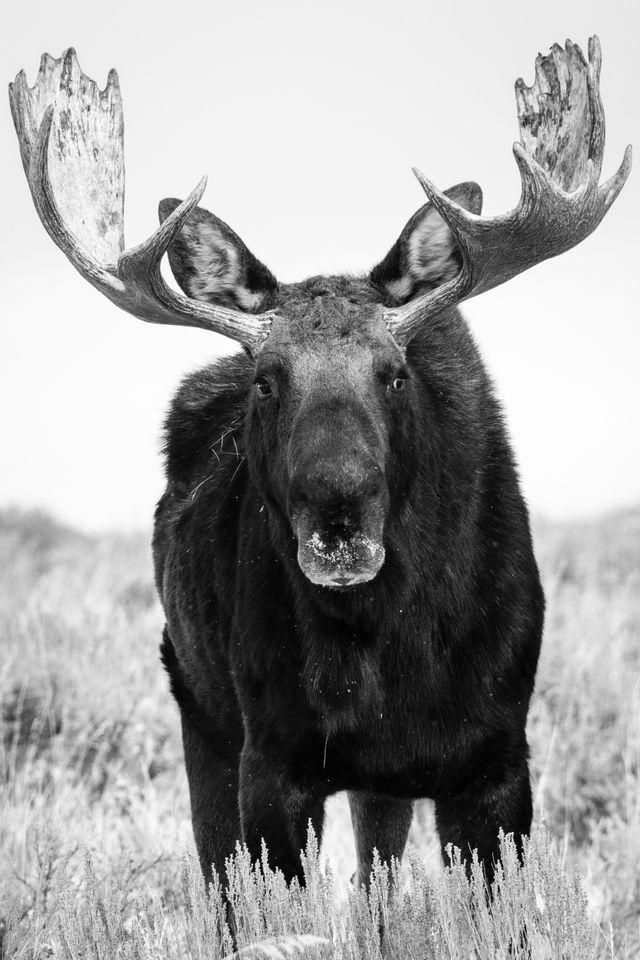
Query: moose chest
[
  {"left": 236, "top": 603, "right": 487, "bottom": 799},
  {"left": 322, "top": 637, "right": 487, "bottom": 797}
]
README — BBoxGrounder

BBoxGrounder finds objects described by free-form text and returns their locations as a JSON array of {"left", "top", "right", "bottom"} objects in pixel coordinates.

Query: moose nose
[{"left": 290, "top": 457, "right": 383, "bottom": 513}]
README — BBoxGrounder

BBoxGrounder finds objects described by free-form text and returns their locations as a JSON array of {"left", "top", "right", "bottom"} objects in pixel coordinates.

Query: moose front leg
[
  {"left": 434, "top": 758, "right": 533, "bottom": 884},
  {"left": 181, "top": 715, "right": 241, "bottom": 884},
  {"left": 239, "top": 744, "right": 325, "bottom": 883}
]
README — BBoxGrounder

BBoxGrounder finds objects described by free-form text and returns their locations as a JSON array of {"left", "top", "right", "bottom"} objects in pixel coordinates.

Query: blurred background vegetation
[{"left": 0, "top": 507, "right": 638, "bottom": 957}]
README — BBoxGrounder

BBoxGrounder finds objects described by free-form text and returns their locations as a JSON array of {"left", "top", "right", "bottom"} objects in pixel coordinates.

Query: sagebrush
[{"left": 0, "top": 507, "right": 638, "bottom": 957}]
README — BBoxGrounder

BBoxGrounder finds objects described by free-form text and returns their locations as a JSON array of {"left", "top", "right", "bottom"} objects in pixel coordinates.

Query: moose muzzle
[{"left": 289, "top": 456, "right": 388, "bottom": 589}]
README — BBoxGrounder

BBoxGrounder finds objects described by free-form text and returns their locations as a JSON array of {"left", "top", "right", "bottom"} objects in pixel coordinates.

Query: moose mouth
[{"left": 295, "top": 518, "right": 386, "bottom": 589}]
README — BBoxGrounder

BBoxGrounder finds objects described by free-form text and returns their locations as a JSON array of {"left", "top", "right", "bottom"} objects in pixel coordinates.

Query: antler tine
[
  {"left": 600, "top": 144, "right": 633, "bottom": 212},
  {"left": 385, "top": 36, "right": 632, "bottom": 347},
  {"left": 585, "top": 37, "right": 604, "bottom": 182},
  {"left": 9, "top": 49, "right": 274, "bottom": 351}
]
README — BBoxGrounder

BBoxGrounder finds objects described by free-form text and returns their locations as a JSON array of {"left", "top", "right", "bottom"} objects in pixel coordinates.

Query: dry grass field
[{"left": 0, "top": 506, "right": 638, "bottom": 957}]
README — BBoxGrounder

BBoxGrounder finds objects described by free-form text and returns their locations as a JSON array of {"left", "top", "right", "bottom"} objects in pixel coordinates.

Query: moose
[{"left": 10, "top": 39, "right": 631, "bottom": 890}]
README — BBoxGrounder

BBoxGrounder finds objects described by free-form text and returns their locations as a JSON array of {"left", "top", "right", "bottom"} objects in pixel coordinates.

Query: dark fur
[{"left": 153, "top": 207, "right": 544, "bottom": 888}]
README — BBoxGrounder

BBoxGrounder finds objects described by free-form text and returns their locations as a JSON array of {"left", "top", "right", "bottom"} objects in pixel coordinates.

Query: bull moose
[{"left": 10, "top": 38, "right": 631, "bottom": 889}]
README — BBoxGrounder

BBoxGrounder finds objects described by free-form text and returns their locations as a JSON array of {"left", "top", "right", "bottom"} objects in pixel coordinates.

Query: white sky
[{"left": 1, "top": 0, "right": 638, "bottom": 531}]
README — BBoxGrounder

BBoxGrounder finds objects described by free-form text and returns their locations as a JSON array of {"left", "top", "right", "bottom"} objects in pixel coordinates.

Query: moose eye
[
  {"left": 390, "top": 377, "right": 406, "bottom": 392},
  {"left": 255, "top": 377, "right": 273, "bottom": 398}
]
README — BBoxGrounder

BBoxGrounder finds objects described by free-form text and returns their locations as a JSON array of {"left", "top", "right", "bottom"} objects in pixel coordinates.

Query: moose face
[
  {"left": 159, "top": 186, "right": 484, "bottom": 590},
  {"left": 250, "top": 291, "right": 408, "bottom": 589}
]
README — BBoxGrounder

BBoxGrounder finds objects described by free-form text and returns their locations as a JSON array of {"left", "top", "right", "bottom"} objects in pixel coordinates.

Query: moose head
[{"left": 9, "top": 41, "right": 631, "bottom": 591}]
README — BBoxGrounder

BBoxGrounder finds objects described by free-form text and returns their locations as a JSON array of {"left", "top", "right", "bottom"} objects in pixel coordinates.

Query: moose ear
[
  {"left": 158, "top": 200, "right": 278, "bottom": 311},
  {"left": 370, "top": 182, "right": 483, "bottom": 305}
]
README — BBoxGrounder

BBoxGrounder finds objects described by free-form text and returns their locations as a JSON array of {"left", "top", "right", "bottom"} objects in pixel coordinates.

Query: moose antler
[
  {"left": 9, "top": 49, "right": 274, "bottom": 351},
  {"left": 384, "top": 37, "right": 632, "bottom": 346}
]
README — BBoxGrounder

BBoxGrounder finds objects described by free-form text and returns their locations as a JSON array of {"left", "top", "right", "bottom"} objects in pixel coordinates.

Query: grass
[{"left": 0, "top": 505, "right": 638, "bottom": 958}]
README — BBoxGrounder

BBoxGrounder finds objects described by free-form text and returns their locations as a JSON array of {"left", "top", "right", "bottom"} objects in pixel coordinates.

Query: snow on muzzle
[{"left": 295, "top": 512, "right": 386, "bottom": 588}]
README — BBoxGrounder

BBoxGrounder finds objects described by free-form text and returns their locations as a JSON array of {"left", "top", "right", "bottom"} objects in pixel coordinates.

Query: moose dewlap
[{"left": 10, "top": 38, "right": 631, "bottom": 894}]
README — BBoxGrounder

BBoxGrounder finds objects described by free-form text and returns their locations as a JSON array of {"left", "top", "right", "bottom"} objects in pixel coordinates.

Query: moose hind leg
[
  {"left": 181, "top": 716, "right": 241, "bottom": 884},
  {"left": 434, "top": 757, "right": 533, "bottom": 885},
  {"left": 348, "top": 792, "right": 414, "bottom": 886}
]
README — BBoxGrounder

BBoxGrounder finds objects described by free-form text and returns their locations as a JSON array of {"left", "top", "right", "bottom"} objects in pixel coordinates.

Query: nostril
[
  {"left": 293, "top": 487, "right": 309, "bottom": 507},
  {"left": 364, "top": 477, "right": 381, "bottom": 499}
]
